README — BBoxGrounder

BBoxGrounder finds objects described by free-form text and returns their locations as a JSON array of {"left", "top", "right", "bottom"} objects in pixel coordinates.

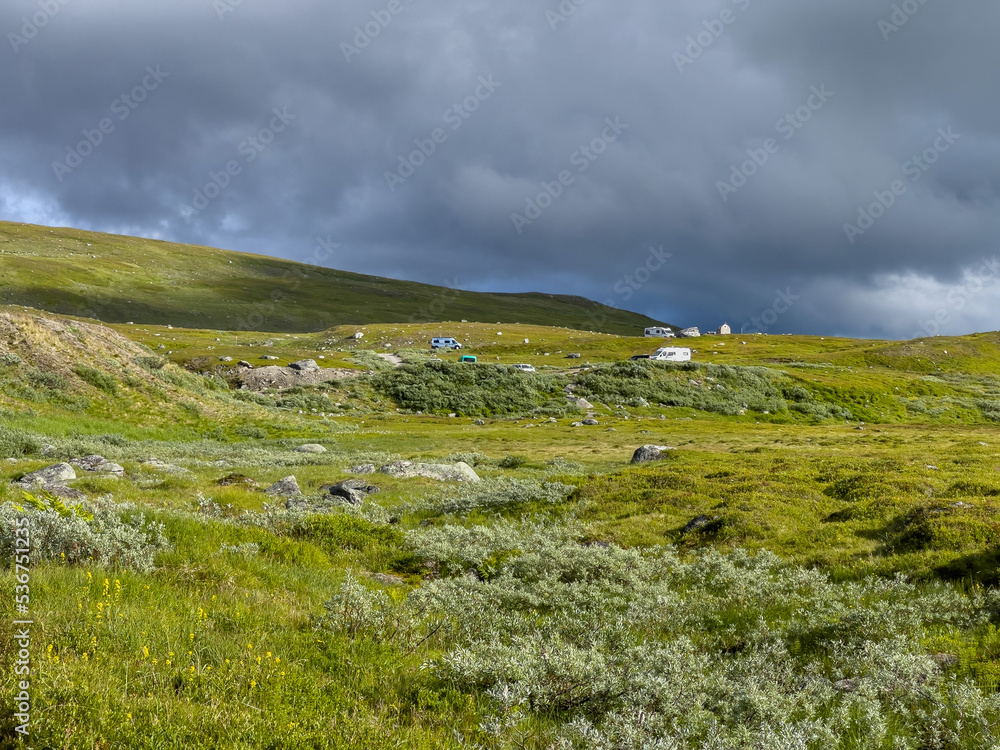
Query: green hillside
[{"left": 0, "top": 222, "right": 670, "bottom": 336}]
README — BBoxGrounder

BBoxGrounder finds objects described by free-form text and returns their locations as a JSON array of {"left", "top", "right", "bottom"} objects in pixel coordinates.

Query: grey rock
[
  {"left": 265, "top": 476, "right": 302, "bottom": 496},
  {"left": 378, "top": 460, "right": 480, "bottom": 482},
  {"left": 574, "top": 397, "right": 594, "bottom": 410},
  {"left": 582, "top": 419, "right": 599, "bottom": 426},
  {"left": 566, "top": 353, "right": 581, "bottom": 359},
  {"left": 682, "top": 515, "right": 712, "bottom": 533},
  {"left": 40, "top": 444, "right": 57, "bottom": 456},
  {"left": 473, "top": 419, "right": 486, "bottom": 425},
  {"left": 237, "top": 360, "right": 254, "bottom": 368},
  {"left": 260, "top": 355, "right": 280, "bottom": 361},
  {"left": 289, "top": 359, "right": 320, "bottom": 372},
  {"left": 18, "top": 463, "right": 76, "bottom": 486},
  {"left": 833, "top": 678, "right": 859, "bottom": 693},
  {"left": 348, "top": 463, "right": 376, "bottom": 474},
  {"left": 70, "top": 455, "right": 125, "bottom": 478},
  {"left": 329, "top": 479, "right": 381, "bottom": 505},
  {"left": 39, "top": 484, "right": 87, "bottom": 500},
  {"left": 294, "top": 444, "right": 327, "bottom": 454},
  {"left": 571, "top": 422, "right": 583, "bottom": 427},
  {"left": 630, "top": 445, "right": 677, "bottom": 464},
  {"left": 219, "top": 356, "right": 233, "bottom": 362}
]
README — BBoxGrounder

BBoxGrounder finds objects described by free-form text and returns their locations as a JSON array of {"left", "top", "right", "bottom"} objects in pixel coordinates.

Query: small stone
[
  {"left": 348, "top": 464, "right": 376, "bottom": 474},
  {"left": 294, "top": 444, "right": 327, "bottom": 454},
  {"left": 582, "top": 419, "right": 599, "bottom": 426},
  {"left": 682, "top": 515, "right": 711, "bottom": 533},
  {"left": 265, "top": 476, "right": 302, "bottom": 496},
  {"left": 17, "top": 463, "right": 76, "bottom": 486}
]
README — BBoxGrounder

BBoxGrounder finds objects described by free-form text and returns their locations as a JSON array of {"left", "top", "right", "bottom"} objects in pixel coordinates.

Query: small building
[
  {"left": 644, "top": 326, "right": 675, "bottom": 338},
  {"left": 717, "top": 323, "right": 731, "bottom": 335}
]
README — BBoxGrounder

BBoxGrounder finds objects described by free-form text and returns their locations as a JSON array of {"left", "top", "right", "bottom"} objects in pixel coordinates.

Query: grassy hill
[
  {"left": 0, "top": 222, "right": 671, "bottom": 336},
  {"left": 5, "top": 307, "right": 1000, "bottom": 746}
]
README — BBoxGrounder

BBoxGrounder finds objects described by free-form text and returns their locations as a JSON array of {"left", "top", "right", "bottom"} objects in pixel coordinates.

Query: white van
[
  {"left": 431, "top": 337, "right": 463, "bottom": 350},
  {"left": 650, "top": 346, "right": 691, "bottom": 362},
  {"left": 644, "top": 327, "right": 675, "bottom": 338}
]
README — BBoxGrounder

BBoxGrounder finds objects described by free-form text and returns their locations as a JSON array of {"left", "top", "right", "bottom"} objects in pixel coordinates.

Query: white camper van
[
  {"left": 430, "top": 337, "right": 463, "bottom": 350},
  {"left": 644, "top": 327, "right": 675, "bottom": 338},
  {"left": 650, "top": 346, "right": 691, "bottom": 362}
]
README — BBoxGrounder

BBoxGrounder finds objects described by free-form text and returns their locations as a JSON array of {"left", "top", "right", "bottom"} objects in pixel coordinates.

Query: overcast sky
[{"left": 1, "top": 0, "right": 997, "bottom": 338}]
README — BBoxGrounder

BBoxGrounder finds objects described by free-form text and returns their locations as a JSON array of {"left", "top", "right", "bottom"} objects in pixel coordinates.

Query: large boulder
[
  {"left": 378, "top": 460, "right": 480, "bottom": 482},
  {"left": 265, "top": 476, "right": 302, "bottom": 496},
  {"left": 329, "top": 479, "right": 381, "bottom": 505},
  {"left": 294, "top": 444, "right": 327, "bottom": 454},
  {"left": 289, "top": 359, "right": 320, "bottom": 372},
  {"left": 17, "top": 463, "right": 76, "bottom": 486},
  {"left": 70, "top": 455, "right": 125, "bottom": 478},
  {"left": 630, "top": 445, "right": 677, "bottom": 464}
]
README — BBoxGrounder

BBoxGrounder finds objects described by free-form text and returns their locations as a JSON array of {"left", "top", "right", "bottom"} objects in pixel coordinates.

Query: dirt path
[{"left": 376, "top": 353, "right": 403, "bottom": 367}]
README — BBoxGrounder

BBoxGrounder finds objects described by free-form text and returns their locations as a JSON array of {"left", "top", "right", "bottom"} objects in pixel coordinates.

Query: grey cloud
[{"left": 0, "top": 0, "right": 997, "bottom": 337}]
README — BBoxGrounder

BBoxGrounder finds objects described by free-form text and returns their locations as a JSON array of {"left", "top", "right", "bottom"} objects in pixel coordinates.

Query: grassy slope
[
  {"left": 3, "top": 309, "right": 1000, "bottom": 746},
  {"left": 0, "top": 222, "right": 670, "bottom": 336}
]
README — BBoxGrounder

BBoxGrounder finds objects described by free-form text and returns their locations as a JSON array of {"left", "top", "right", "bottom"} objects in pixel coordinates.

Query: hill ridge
[{"left": 0, "top": 222, "right": 672, "bottom": 336}]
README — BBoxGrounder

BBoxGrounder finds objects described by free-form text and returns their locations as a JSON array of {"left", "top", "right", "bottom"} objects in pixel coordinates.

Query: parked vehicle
[
  {"left": 644, "top": 327, "right": 675, "bottom": 338},
  {"left": 460, "top": 355, "right": 477, "bottom": 363},
  {"left": 512, "top": 363, "right": 535, "bottom": 372},
  {"left": 431, "top": 337, "right": 463, "bottom": 349},
  {"left": 650, "top": 346, "right": 691, "bottom": 362}
]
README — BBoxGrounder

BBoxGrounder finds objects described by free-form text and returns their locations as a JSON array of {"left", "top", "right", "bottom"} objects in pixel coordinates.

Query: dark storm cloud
[{"left": 1, "top": 0, "right": 997, "bottom": 337}]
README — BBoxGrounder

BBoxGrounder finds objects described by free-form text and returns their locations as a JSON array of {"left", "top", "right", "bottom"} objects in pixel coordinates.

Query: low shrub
[
  {"left": 72, "top": 364, "right": 118, "bottom": 394},
  {"left": 0, "top": 491, "right": 170, "bottom": 571},
  {"left": 374, "top": 362, "right": 566, "bottom": 416}
]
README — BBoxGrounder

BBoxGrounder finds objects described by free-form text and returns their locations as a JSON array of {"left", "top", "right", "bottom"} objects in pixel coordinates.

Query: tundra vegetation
[{"left": 3, "top": 270, "right": 1000, "bottom": 746}]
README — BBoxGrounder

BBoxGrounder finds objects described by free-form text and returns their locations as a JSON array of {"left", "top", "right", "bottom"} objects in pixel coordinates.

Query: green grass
[
  {"left": 4, "top": 298, "right": 1000, "bottom": 746},
  {"left": 0, "top": 221, "right": 670, "bottom": 335}
]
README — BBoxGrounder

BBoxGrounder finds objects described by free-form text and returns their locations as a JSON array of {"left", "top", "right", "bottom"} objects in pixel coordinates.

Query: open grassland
[
  {"left": 3, "top": 305, "right": 1000, "bottom": 747},
  {"left": 0, "top": 222, "right": 668, "bottom": 335}
]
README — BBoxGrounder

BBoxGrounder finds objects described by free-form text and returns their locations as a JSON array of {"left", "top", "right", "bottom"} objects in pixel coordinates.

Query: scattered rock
[
  {"left": 605, "top": 428, "right": 617, "bottom": 432},
  {"left": 582, "top": 419, "right": 599, "bottom": 426},
  {"left": 265, "top": 476, "right": 302, "bottom": 496},
  {"left": 289, "top": 359, "right": 320, "bottom": 372},
  {"left": 630, "top": 445, "right": 676, "bottom": 464},
  {"left": 216, "top": 473, "right": 257, "bottom": 488},
  {"left": 70, "top": 455, "right": 125, "bottom": 478},
  {"left": 329, "top": 479, "right": 381, "bottom": 505},
  {"left": 378, "top": 460, "right": 480, "bottom": 482},
  {"left": 40, "top": 485, "right": 87, "bottom": 500},
  {"left": 41, "top": 444, "right": 57, "bottom": 456},
  {"left": 574, "top": 397, "right": 594, "bottom": 410},
  {"left": 348, "top": 463, "right": 376, "bottom": 474},
  {"left": 17, "top": 463, "right": 76, "bottom": 487},
  {"left": 571, "top": 422, "right": 583, "bottom": 427},
  {"left": 636, "top": 397, "right": 650, "bottom": 408},
  {"left": 566, "top": 353, "right": 581, "bottom": 359},
  {"left": 219, "top": 356, "right": 233, "bottom": 362},
  {"left": 238, "top": 360, "right": 254, "bottom": 368},
  {"left": 294, "top": 444, "right": 327, "bottom": 454},
  {"left": 260, "top": 355, "right": 280, "bottom": 361},
  {"left": 682, "top": 515, "right": 711, "bottom": 533},
  {"left": 473, "top": 419, "right": 485, "bottom": 426},
  {"left": 833, "top": 678, "right": 859, "bottom": 693}
]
